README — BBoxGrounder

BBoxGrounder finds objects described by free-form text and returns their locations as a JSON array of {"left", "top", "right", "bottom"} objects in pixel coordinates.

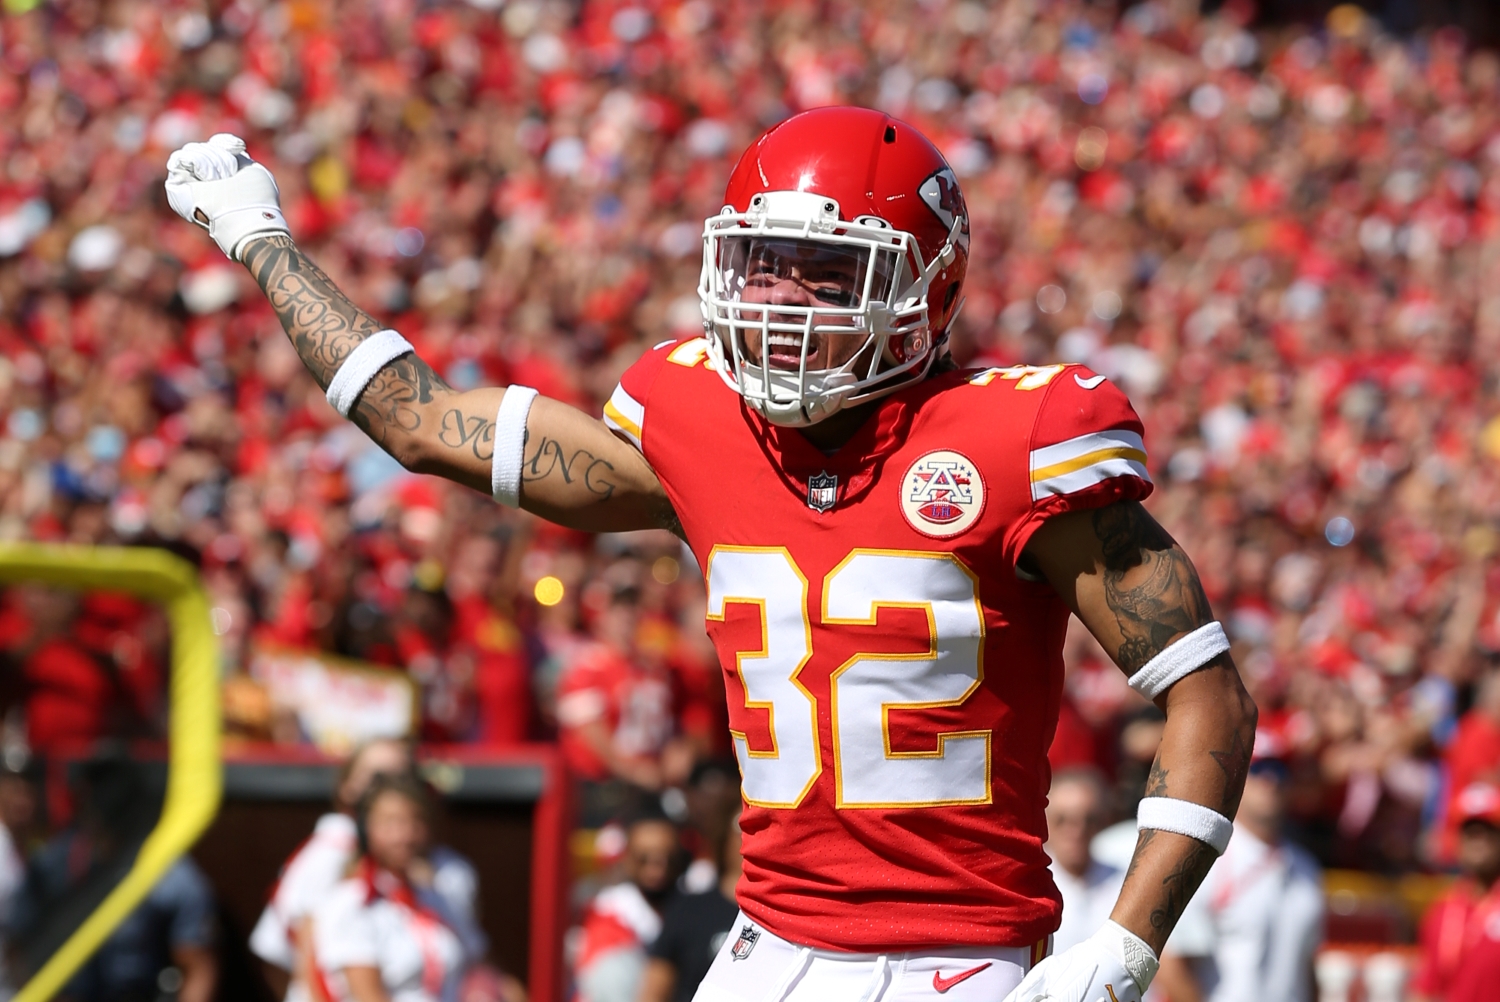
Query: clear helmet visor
[{"left": 720, "top": 236, "right": 898, "bottom": 314}]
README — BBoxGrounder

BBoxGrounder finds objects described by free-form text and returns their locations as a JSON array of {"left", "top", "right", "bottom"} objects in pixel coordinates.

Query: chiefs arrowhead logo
[{"left": 918, "top": 167, "right": 970, "bottom": 251}]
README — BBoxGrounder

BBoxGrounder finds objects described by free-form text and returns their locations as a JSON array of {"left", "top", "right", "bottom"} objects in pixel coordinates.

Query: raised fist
[{"left": 164, "top": 133, "right": 289, "bottom": 261}]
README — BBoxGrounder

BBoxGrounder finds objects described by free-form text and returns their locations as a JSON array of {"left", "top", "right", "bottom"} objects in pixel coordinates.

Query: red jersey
[
  {"left": 1412, "top": 879, "right": 1500, "bottom": 998},
  {"left": 555, "top": 643, "right": 674, "bottom": 782},
  {"left": 604, "top": 340, "right": 1152, "bottom": 952},
  {"left": 1449, "top": 907, "right": 1500, "bottom": 1002}
]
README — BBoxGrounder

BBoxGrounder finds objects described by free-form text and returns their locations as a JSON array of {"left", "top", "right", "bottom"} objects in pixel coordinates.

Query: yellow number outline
[{"left": 704, "top": 545, "right": 821, "bottom": 809}]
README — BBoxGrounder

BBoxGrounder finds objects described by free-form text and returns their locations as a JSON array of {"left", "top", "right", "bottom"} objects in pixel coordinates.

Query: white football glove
[
  {"left": 164, "top": 133, "right": 289, "bottom": 261},
  {"left": 1002, "top": 922, "right": 1158, "bottom": 1002}
]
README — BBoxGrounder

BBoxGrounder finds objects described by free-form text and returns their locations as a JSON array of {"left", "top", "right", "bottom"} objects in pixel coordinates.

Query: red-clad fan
[
  {"left": 555, "top": 582, "right": 675, "bottom": 791},
  {"left": 1412, "top": 782, "right": 1500, "bottom": 1002},
  {"left": 166, "top": 107, "right": 1257, "bottom": 1002}
]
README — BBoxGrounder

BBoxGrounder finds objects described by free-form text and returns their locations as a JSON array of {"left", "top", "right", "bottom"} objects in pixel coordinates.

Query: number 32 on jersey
[{"left": 705, "top": 546, "right": 989, "bottom": 810}]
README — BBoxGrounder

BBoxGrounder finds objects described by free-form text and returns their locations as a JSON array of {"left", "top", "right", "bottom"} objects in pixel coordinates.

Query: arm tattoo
[
  {"left": 1123, "top": 758, "right": 1170, "bottom": 883},
  {"left": 1209, "top": 693, "right": 1256, "bottom": 814},
  {"left": 1149, "top": 840, "right": 1217, "bottom": 933},
  {"left": 439, "top": 409, "right": 495, "bottom": 461},
  {"left": 522, "top": 436, "right": 618, "bottom": 500},
  {"left": 1092, "top": 503, "right": 1213, "bottom": 673},
  {"left": 1124, "top": 828, "right": 1157, "bottom": 883},
  {"left": 1144, "top": 757, "right": 1170, "bottom": 798},
  {"left": 241, "top": 235, "right": 453, "bottom": 450}
]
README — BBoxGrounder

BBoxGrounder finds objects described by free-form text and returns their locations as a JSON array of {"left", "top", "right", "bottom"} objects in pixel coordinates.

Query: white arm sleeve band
[
  {"left": 1137, "top": 797, "right": 1233, "bottom": 854},
  {"left": 1127, "top": 621, "right": 1230, "bottom": 700},
  {"left": 491, "top": 386, "right": 538, "bottom": 508},
  {"left": 324, "top": 329, "right": 414, "bottom": 417}
]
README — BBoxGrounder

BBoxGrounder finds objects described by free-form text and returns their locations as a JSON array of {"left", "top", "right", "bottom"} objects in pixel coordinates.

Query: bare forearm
[
  {"left": 1029, "top": 502, "right": 1258, "bottom": 953},
  {"left": 240, "top": 234, "right": 455, "bottom": 465},
  {"left": 1110, "top": 659, "right": 1256, "bottom": 952}
]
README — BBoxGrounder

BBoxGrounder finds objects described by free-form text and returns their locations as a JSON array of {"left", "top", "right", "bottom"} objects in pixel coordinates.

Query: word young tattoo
[
  {"left": 523, "top": 436, "right": 618, "bottom": 500},
  {"left": 439, "top": 409, "right": 495, "bottom": 461},
  {"left": 1092, "top": 503, "right": 1214, "bottom": 673}
]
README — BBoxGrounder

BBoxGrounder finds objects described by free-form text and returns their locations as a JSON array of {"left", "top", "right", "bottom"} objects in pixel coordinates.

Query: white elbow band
[
  {"left": 324, "top": 329, "right": 415, "bottom": 417},
  {"left": 1137, "top": 797, "right": 1233, "bottom": 854},
  {"left": 491, "top": 386, "right": 538, "bottom": 508},
  {"left": 1127, "top": 621, "right": 1230, "bottom": 700}
]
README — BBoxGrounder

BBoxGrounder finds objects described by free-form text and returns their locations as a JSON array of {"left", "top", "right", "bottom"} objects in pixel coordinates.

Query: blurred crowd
[{"left": 2, "top": 0, "right": 1500, "bottom": 949}]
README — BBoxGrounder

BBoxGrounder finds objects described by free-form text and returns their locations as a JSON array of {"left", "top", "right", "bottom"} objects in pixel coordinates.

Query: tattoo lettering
[
  {"left": 241, "top": 235, "right": 453, "bottom": 451},
  {"left": 523, "top": 436, "right": 618, "bottom": 500},
  {"left": 1092, "top": 503, "right": 1213, "bottom": 673},
  {"left": 439, "top": 409, "right": 495, "bottom": 461}
]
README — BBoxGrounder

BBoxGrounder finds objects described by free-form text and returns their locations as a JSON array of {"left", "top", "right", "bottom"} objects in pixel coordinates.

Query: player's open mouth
[{"left": 765, "top": 333, "right": 811, "bottom": 369}]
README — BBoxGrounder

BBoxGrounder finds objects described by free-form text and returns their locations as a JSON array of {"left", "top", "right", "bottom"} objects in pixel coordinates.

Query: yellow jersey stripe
[
  {"left": 602, "top": 398, "right": 642, "bottom": 441},
  {"left": 1031, "top": 446, "right": 1148, "bottom": 483}
]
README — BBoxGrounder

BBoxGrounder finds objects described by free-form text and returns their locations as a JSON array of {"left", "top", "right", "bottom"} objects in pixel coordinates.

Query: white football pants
[{"left": 692, "top": 912, "right": 1047, "bottom": 1002}]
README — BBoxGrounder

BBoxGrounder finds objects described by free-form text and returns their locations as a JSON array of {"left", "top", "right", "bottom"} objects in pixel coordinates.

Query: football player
[{"left": 165, "top": 108, "right": 1256, "bottom": 1002}]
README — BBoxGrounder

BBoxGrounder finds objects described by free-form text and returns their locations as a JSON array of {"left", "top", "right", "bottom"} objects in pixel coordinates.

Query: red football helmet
[{"left": 699, "top": 106, "right": 970, "bottom": 427}]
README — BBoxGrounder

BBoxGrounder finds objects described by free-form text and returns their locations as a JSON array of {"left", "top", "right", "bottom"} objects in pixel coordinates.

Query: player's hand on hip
[
  {"left": 164, "top": 133, "right": 289, "bottom": 261},
  {"left": 1001, "top": 923, "right": 1156, "bottom": 1002}
]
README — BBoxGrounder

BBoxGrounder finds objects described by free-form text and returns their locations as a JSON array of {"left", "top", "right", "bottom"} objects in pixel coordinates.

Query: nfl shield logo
[
  {"left": 807, "top": 471, "right": 838, "bottom": 513},
  {"left": 730, "top": 924, "right": 760, "bottom": 961}
]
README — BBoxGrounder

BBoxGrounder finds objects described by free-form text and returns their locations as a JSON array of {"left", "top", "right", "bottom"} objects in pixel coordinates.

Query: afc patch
[
  {"left": 807, "top": 470, "right": 838, "bottom": 513},
  {"left": 730, "top": 924, "right": 760, "bottom": 961},
  {"left": 900, "top": 450, "right": 985, "bottom": 538}
]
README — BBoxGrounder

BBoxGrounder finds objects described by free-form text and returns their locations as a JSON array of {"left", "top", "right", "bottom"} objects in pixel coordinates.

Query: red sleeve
[
  {"left": 601, "top": 338, "right": 689, "bottom": 454},
  {"left": 1002, "top": 366, "right": 1154, "bottom": 565}
]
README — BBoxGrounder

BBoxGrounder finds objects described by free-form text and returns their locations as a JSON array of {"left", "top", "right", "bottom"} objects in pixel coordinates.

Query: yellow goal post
[{"left": 0, "top": 543, "right": 222, "bottom": 1002}]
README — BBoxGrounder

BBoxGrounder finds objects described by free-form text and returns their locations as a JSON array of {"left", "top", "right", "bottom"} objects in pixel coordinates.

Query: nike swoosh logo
[
  {"left": 932, "top": 962, "right": 992, "bottom": 993},
  {"left": 1074, "top": 373, "right": 1107, "bottom": 389}
]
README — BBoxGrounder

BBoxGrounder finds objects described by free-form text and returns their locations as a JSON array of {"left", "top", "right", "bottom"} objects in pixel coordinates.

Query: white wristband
[
  {"left": 1127, "top": 621, "right": 1230, "bottom": 700},
  {"left": 324, "top": 330, "right": 414, "bottom": 417},
  {"left": 1137, "top": 796, "right": 1233, "bottom": 854},
  {"left": 492, "top": 386, "right": 538, "bottom": 508}
]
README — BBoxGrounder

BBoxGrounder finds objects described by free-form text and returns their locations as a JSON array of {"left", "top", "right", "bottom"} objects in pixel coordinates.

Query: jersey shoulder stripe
[
  {"left": 606, "top": 337, "right": 721, "bottom": 455},
  {"left": 1029, "top": 428, "right": 1150, "bottom": 502},
  {"left": 602, "top": 383, "right": 644, "bottom": 450}
]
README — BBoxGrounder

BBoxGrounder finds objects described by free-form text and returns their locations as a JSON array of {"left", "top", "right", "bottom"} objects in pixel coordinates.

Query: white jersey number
[{"left": 705, "top": 547, "right": 988, "bottom": 810}]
